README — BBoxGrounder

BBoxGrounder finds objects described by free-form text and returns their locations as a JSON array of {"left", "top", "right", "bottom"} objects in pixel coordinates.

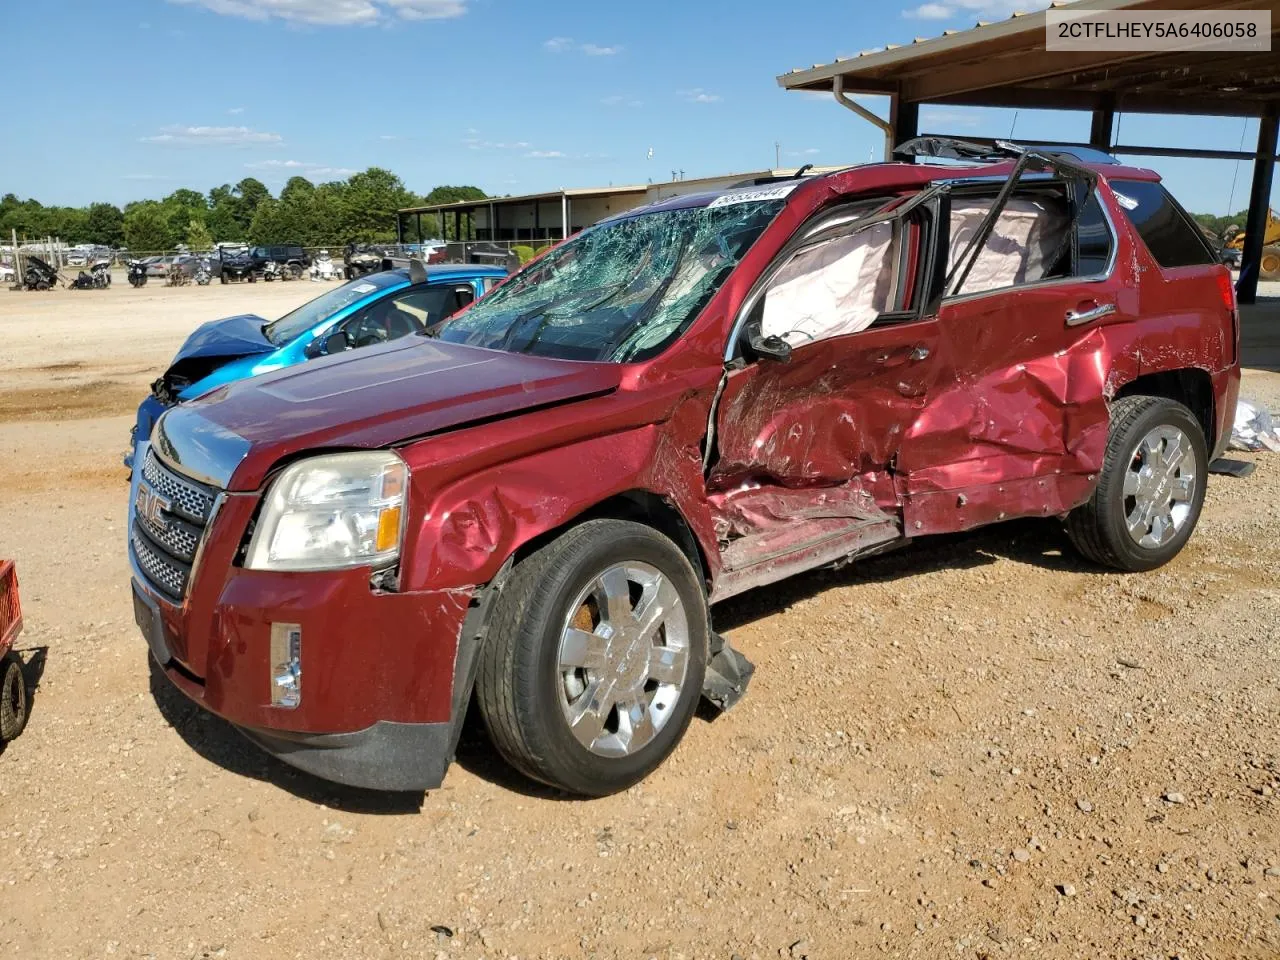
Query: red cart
[{"left": 0, "top": 561, "right": 27, "bottom": 742}]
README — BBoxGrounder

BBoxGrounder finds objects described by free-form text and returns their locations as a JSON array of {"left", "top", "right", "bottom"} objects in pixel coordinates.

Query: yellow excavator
[{"left": 1225, "top": 207, "right": 1280, "bottom": 281}]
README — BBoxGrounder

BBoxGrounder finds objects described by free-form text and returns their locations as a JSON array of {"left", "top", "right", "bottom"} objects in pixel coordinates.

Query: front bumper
[
  {"left": 239, "top": 720, "right": 454, "bottom": 791},
  {"left": 128, "top": 441, "right": 479, "bottom": 791}
]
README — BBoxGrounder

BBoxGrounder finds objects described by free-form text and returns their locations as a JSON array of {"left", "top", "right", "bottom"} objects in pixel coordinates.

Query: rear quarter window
[{"left": 1110, "top": 179, "right": 1216, "bottom": 269}]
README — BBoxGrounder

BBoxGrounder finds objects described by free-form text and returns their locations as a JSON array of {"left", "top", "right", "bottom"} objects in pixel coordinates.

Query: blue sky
[{"left": 2, "top": 0, "right": 1273, "bottom": 218}]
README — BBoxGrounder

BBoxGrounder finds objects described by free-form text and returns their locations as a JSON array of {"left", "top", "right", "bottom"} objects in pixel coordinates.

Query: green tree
[
  {"left": 84, "top": 203, "right": 125, "bottom": 247},
  {"left": 164, "top": 188, "right": 208, "bottom": 211},
  {"left": 123, "top": 203, "right": 174, "bottom": 253},
  {"left": 424, "top": 185, "right": 486, "bottom": 205},
  {"left": 342, "top": 167, "right": 416, "bottom": 242},
  {"left": 234, "top": 178, "right": 270, "bottom": 213},
  {"left": 186, "top": 218, "right": 214, "bottom": 251},
  {"left": 281, "top": 176, "right": 315, "bottom": 204},
  {"left": 206, "top": 201, "right": 243, "bottom": 242}
]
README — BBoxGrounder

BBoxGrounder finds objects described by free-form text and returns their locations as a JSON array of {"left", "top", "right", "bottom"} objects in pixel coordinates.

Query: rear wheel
[
  {"left": 476, "top": 520, "right": 708, "bottom": 796},
  {"left": 1065, "top": 395, "right": 1207, "bottom": 572},
  {"left": 1260, "top": 244, "right": 1280, "bottom": 282},
  {"left": 0, "top": 655, "right": 28, "bottom": 741}
]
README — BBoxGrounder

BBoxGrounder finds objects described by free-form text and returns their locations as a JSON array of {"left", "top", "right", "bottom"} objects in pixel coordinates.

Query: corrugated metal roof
[{"left": 777, "top": 0, "right": 1135, "bottom": 87}]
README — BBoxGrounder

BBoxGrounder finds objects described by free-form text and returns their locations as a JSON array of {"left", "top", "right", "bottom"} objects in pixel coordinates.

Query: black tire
[
  {"left": 0, "top": 655, "right": 28, "bottom": 741},
  {"left": 1260, "top": 244, "right": 1280, "bottom": 282},
  {"left": 476, "top": 519, "right": 708, "bottom": 796},
  {"left": 219, "top": 274, "right": 227, "bottom": 284},
  {"left": 1065, "top": 395, "right": 1208, "bottom": 572}
]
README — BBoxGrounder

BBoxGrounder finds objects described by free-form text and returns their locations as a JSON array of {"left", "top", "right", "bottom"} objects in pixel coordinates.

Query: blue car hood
[{"left": 175, "top": 313, "right": 275, "bottom": 362}]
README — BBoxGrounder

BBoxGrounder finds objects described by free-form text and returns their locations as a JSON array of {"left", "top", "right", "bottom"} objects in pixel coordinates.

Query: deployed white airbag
[
  {"left": 949, "top": 197, "right": 1069, "bottom": 293},
  {"left": 761, "top": 221, "right": 896, "bottom": 345}
]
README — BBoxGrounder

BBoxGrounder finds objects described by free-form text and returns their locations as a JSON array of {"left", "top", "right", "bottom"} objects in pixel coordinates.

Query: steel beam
[{"left": 1238, "top": 110, "right": 1279, "bottom": 306}]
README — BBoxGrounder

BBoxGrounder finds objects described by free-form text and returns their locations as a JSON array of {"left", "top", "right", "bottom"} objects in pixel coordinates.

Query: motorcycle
[
  {"left": 127, "top": 259, "right": 148, "bottom": 288},
  {"left": 194, "top": 257, "right": 212, "bottom": 286},
  {"left": 69, "top": 260, "right": 111, "bottom": 290},
  {"left": 310, "top": 250, "right": 337, "bottom": 281},
  {"left": 261, "top": 260, "right": 282, "bottom": 281}
]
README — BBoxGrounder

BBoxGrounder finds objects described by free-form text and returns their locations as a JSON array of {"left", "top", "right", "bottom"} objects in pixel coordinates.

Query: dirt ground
[{"left": 1, "top": 278, "right": 1279, "bottom": 960}]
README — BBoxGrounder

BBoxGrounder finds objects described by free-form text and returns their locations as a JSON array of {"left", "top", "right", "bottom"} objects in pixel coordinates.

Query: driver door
[{"left": 705, "top": 194, "right": 944, "bottom": 592}]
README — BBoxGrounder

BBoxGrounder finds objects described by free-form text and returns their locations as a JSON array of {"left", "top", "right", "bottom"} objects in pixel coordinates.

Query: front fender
[{"left": 396, "top": 379, "right": 721, "bottom": 593}]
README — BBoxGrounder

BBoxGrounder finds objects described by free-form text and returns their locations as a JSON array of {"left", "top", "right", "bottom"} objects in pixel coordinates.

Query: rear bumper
[{"left": 1212, "top": 364, "right": 1241, "bottom": 461}]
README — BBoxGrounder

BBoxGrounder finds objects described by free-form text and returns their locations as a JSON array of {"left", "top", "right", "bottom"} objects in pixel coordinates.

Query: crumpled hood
[
  {"left": 161, "top": 336, "right": 622, "bottom": 491},
  {"left": 173, "top": 313, "right": 275, "bottom": 363}
]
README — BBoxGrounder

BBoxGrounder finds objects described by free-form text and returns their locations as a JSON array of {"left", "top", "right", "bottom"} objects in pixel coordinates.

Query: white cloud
[
  {"left": 525, "top": 150, "right": 566, "bottom": 159},
  {"left": 167, "top": 0, "right": 466, "bottom": 26},
  {"left": 919, "top": 107, "right": 982, "bottom": 128},
  {"left": 379, "top": 134, "right": 400, "bottom": 140},
  {"left": 544, "top": 37, "right": 621, "bottom": 56},
  {"left": 679, "top": 88, "right": 722, "bottom": 104},
  {"left": 244, "top": 159, "right": 357, "bottom": 177},
  {"left": 122, "top": 173, "right": 172, "bottom": 181},
  {"left": 141, "top": 125, "right": 283, "bottom": 145},
  {"left": 464, "top": 137, "right": 531, "bottom": 150},
  {"left": 227, "top": 106, "right": 245, "bottom": 114},
  {"left": 904, "top": 0, "right": 1051, "bottom": 19},
  {"left": 905, "top": 3, "right": 951, "bottom": 18},
  {"left": 786, "top": 148, "right": 822, "bottom": 157}
]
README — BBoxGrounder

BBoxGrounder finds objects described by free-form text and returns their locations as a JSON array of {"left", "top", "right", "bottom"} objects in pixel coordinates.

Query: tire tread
[{"left": 475, "top": 519, "right": 706, "bottom": 794}]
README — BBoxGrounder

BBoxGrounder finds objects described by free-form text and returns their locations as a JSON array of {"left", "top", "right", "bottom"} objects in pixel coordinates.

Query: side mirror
[
  {"left": 753, "top": 334, "right": 793, "bottom": 362},
  {"left": 743, "top": 312, "right": 793, "bottom": 364},
  {"left": 324, "top": 331, "right": 350, "bottom": 355}
]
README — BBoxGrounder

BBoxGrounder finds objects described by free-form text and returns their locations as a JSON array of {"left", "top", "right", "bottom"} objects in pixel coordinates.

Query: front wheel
[
  {"left": 1065, "top": 395, "right": 1208, "bottom": 572},
  {"left": 476, "top": 519, "right": 708, "bottom": 796}
]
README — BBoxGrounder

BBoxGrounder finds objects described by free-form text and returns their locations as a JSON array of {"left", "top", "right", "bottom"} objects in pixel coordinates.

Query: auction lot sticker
[{"left": 1046, "top": 9, "right": 1270, "bottom": 51}]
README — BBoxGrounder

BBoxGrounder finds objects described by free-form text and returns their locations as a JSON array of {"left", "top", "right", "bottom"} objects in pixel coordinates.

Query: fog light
[{"left": 270, "top": 622, "right": 301, "bottom": 708}]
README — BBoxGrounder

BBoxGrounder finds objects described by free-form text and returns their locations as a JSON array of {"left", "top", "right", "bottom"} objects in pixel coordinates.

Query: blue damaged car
[{"left": 125, "top": 262, "right": 507, "bottom": 467}]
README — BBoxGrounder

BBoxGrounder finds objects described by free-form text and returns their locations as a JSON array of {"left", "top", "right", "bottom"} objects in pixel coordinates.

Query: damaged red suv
[{"left": 130, "top": 141, "right": 1239, "bottom": 795}]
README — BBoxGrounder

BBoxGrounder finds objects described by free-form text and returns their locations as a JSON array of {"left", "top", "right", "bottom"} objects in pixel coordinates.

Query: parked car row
[{"left": 127, "top": 142, "right": 1239, "bottom": 798}]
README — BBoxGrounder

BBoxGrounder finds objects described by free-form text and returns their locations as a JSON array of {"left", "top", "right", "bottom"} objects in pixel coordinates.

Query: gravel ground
[{"left": 0, "top": 280, "right": 1278, "bottom": 959}]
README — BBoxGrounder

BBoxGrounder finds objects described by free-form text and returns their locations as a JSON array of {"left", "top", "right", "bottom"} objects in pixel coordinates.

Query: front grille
[
  {"left": 131, "top": 449, "right": 220, "bottom": 601},
  {"left": 142, "top": 449, "right": 216, "bottom": 524}
]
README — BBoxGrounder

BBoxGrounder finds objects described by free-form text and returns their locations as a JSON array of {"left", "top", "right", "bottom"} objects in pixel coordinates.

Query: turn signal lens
[{"left": 376, "top": 505, "right": 402, "bottom": 553}]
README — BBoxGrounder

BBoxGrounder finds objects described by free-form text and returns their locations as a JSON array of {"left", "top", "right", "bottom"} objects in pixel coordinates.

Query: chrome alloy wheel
[
  {"left": 1123, "top": 424, "right": 1198, "bottom": 549},
  {"left": 556, "top": 561, "right": 690, "bottom": 758}
]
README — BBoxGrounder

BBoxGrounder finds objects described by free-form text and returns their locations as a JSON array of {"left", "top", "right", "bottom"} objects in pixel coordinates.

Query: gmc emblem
[{"left": 135, "top": 485, "right": 172, "bottom": 528}]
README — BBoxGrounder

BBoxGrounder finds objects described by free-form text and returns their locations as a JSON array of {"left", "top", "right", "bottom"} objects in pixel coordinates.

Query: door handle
[
  {"left": 1065, "top": 302, "right": 1117, "bottom": 327},
  {"left": 909, "top": 345, "right": 930, "bottom": 361}
]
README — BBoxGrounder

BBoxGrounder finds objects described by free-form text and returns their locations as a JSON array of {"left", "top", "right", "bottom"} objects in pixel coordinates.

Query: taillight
[{"left": 1216, "top": 269, "right": 1237, "bottom": 313}]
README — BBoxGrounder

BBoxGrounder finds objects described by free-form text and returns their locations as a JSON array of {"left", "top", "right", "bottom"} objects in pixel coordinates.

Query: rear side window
[{"left": 1110, "top": 179, "right": 1215, "bottom": 269}]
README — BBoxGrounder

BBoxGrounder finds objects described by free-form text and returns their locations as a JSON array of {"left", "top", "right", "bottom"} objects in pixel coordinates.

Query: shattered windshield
[
  {"left": 263, "top": 272, "right": 407, "bottom": 346},
  {"left": 436, "top": 198, "right": 785, "bottom": 362}
]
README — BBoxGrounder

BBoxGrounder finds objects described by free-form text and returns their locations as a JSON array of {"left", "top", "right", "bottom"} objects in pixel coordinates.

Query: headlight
[{"left": 245, "top": 451, "right": 407, "bottom": 572}]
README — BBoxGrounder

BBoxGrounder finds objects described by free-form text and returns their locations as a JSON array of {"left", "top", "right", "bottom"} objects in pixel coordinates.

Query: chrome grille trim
[
  {"left": 143, "top": 447, "right": 216, "bottom": 525},
  {"left": 131, "top": 527, "right": 189, "bottom": 599},
  {"left": 135, "top": 507, "right": 201, "bottom": 563},
  {"left": 131, "top": 445, "right": 223, "bottom": 602}
]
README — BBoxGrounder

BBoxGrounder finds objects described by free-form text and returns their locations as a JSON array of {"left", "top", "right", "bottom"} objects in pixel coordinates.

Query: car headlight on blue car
[{"left": 245, "top": 451, "right": 408, "bottom": 572}]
